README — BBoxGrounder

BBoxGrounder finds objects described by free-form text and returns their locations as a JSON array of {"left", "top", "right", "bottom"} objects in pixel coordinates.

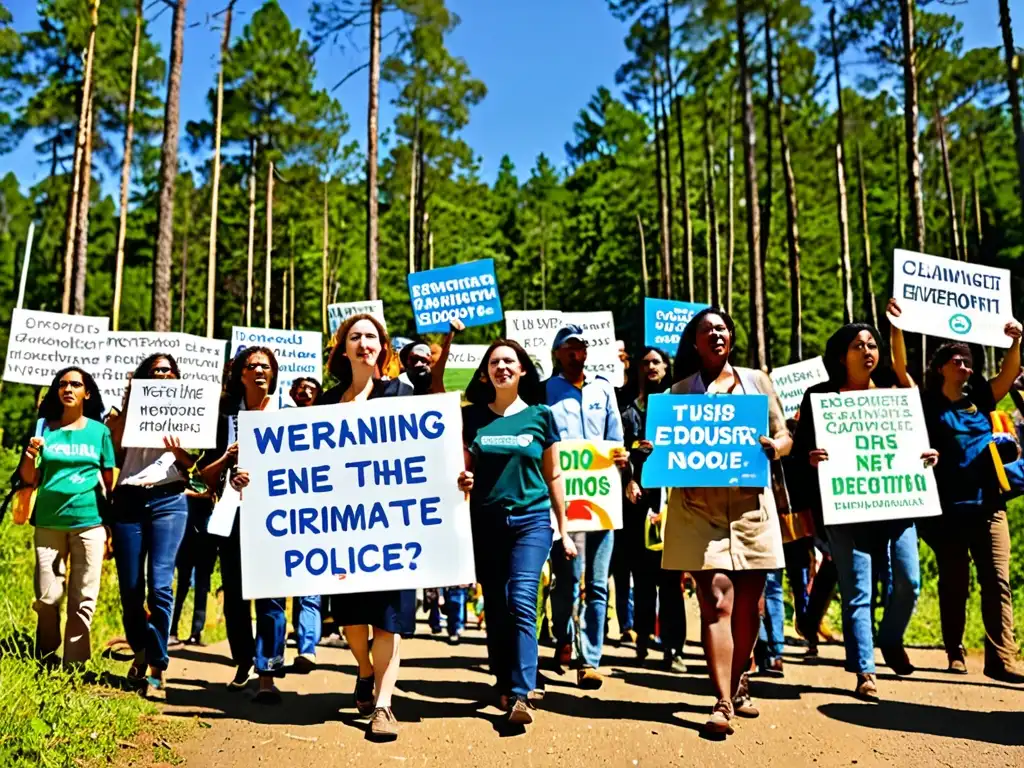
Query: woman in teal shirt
[
  {"left": 458, "top": 340, "right": 576, "bottom": 727},
  {"left": 18, "top": 366, "right": 114, "bottom": 667}
]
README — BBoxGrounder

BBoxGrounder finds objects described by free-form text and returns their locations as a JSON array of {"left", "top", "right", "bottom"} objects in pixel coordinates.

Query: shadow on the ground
[
  {"left": 611, "top": 668, "right": 853, "bottom": 702},
  {"left": 164, "top": 676, "right": 350, "bottom": 726},
  {"left": 818, "top": 701, "right": 1024, "bottom": 746},
  {"left": 169, "top": 646, "right": 235, "bottom": 668},
  {"left": 539, "top": 690, "right": 706, "bottom": 733}
]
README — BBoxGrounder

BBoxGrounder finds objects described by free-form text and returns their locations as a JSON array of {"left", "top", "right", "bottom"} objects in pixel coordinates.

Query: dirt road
[{"left": 155, "top": 612, "right": 1024, "bottom": 768}]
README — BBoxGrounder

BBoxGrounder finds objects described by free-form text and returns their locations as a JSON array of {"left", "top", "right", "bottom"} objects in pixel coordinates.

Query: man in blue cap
[{"left": 546, "top": 324, "right": 627, "bottom": 690}]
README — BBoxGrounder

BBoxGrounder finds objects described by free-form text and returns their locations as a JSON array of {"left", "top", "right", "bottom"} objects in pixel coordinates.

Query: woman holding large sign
[
  {"left": 664, "top": 308, "right": 791, "bottom": 736},
  {"left": 919, "top": 320, "right": 1024, "bottom": 682},
  {"left": 317, "top": 314, "right": 415, "bottom": 741},
  {"left": 457, "top": 339, "right": 576, "bottom": 727}
]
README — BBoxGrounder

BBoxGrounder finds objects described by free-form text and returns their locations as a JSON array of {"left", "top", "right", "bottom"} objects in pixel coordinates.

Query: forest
[{"left": 0, "top": 0, "right": 1022, "bottom": 448}]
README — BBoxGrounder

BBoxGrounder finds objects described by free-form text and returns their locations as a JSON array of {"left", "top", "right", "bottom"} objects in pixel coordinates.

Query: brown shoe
[
  {"left": 854, "top": 673, "right": 879, "bottom": 702},
  {"left": 732, "top": 672, "right": 759, "bottom": 718},
  {"left": 369, "top": 707, "right": 399, "bottom": 741},
  {"left": 507, "top": 696, "right": 534, "bottom": 726},
  {"left": 703, "top": 699, "right": 735, "bottom": 736},
  {"left": 577, "top": 667, "right": 604, "bottom": 690},
  {"left": 947, "top": 648, "right": 969, "bottom": 675}
]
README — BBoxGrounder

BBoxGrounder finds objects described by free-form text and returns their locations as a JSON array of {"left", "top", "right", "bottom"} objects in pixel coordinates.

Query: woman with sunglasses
[
  {"left": 18, "top": 367, "right": 113, "bottom": 668},
  {"left": 106, "top": 353, "right": 195, "bottom": 693},
  {"left": 200, "top": 346, "right": 287, "bottom": 703}
]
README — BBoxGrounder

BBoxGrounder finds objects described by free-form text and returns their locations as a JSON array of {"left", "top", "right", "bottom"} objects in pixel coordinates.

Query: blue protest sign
[
  {"left": 407, "top": 259, "right": 503, "bottom": 334},
  {"left": 644, "top": 298, "right": 710, "bottom": 356},
  {"left": 643, "top": 393, "right": 769, "bottom": 488}
]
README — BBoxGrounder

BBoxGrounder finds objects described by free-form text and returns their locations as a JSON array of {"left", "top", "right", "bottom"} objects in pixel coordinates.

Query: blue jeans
[
  {"left": 759, "top": 568, "right": 785, "bottom": 659},
  {"left": 171, "top": 497, "right": 216, "bottom": 640},
  {"left": 550, "top": 528, "right": 614, "bottom": 669},
  {"left": 111, "top": 488, "right": 188, "bottom": 672},
  {"left": 474, "top": 511, "right": 551, "bottom": 697},
  {"left": 827, "top": 521, "right": 921, "bottom": 674},
  {"left": 291, "top": 596, "right": 321, "bottom": 657},
  {"left": 255, "top": 597, "right": 286, "bottom": 675},
  {"left": 429, "top": 588, "right": 467, "bottom": 635}
]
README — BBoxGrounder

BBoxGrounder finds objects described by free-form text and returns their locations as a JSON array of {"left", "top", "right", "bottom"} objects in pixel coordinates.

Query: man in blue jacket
[{"left": 545, "top": 324, "right": 627, "bottom": 690}]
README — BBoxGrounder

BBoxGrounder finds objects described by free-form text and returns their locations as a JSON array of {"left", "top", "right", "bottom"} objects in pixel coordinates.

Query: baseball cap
[{"left": 552, "top": 324, "right": 587, "bottom": 351}]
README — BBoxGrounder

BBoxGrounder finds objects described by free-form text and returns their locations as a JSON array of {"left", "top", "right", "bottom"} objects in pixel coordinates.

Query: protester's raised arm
[
  {"left": 990, "top": 320, "right": 1022, "bottom": 403},
  {"left": 430, "top": 318, "right": 464, "bottom": 395},
  {"left": 886, "top": 298, "right": 914, "bottom": 388}
]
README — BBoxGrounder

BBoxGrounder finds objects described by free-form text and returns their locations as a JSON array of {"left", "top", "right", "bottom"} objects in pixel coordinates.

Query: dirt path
[{"left": 158, "top": 612, "right": 1024, "bottom": 768}]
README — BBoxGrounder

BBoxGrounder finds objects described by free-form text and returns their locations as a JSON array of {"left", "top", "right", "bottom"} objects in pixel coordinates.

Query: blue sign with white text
[
  {"left": 643, "top": 393, "right": 769, "bottom": 488},
  {"left": 644, "top": 298, "right": 710, "bottom": 356},
  {"left": 408, "top": 259, "right": 503, "bottom": 334}
]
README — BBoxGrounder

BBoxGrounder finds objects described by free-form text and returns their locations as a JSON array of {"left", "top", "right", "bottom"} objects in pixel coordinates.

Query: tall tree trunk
[
  {"left": 660, "top": 0, "right": 679, "bottom": 296},
  {"left": 178, "top": 186, "right": 190, "bottom": 333},
  {"left": 674, "top": 94, "right": 693, "bottom": 301},
  {"left": 414, "top": 146, "right": 426, "bottom": 272},
  {"left": 900, "top": 0, "right": 925, "bottom": 253},
  {"left": 289, "top": 221, "right": 295, "bottom": 330},
  {"left": 726, "top": 84, "right": 736, "bottom": 315},
  {"left": 540, "top": 213, "right": 547, "bottom": 311},
  {"left": 365, "top": 0, "right": 382, "bottom": 300},
  {"left": 113, "top": 0, "right": 142, "bottom": 331},
  {"left": 958, "top": 183, "right": 968, "bottom": 262},
  {"left": 652, "top": 79, "right": 672, "bottom": 298},
  {"left": 703, "top": 97, "right": 720, "bottom": 306},
  {"left": 935, "top": 112, "right": 962, "bottom": 261},
  {"left": 281, "top": 270, "right": 287, "bottom": 329},
  {"left": 428, "top": 229, "right": 434, "bottom": 270},
  {"left": 972, "top": 171, "right": 982, "bottom": 257},
  {"left": 894, "top": 133, "right": 904, "bottom": 246},
  {"left": 407, "top": 120, "right": 418, "bottom": 274},
  {"left": 777, "top": 56, "right": 803, "bottom": 363},
  {"left": 152, "top": 0, "right": 187, "bottom": 331},
  {"left": 999, "top": 0, "right": 1024, "bottom": 219},
  {"left": 760, "top": 11, "right": 774, "bottom": 268},
  {"left": 637, "top": 213, "right": 649, "bottom": 296},
  {"left": 660, "top": 93, "right": 675, "bottom": 290},
  {"left": 736, "top": 0, "right": 766, "bottom": 369},
  {"left": 245, "top": 140, "right": 256, "bottom": 325},
  {"left": 322, "top": 181, "right": 329, "bottom": 335},
  {"left": 702, "top": 166, "right": 710, "bottom": 303},
  {"left": 829, "top": 6, "right": 854, "bottom": 323},
  {"left": 205, "top": 0, "right": 233, "bottom": 338},
  {"left": 264, "top": 160, "right": 273, "bottom": 328},
  {"left": 71, "top": 98, "right": 95, "bottom": 315},
  {"left": 856, "top": 143, "right": 878, "bottom": 328}
]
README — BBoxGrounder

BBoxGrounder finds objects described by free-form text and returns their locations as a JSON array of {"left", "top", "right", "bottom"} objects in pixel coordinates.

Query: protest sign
[
  {"left": 95, "top": 332, "right": 227, "bottom": 404},
  {"left": 770, "top": 357, "right": 829, "bottom": 419},
  {"left": 505, "top": 309, "right": 624, "bottom": 384},
  {"left": 230, "top": 327, "right": 322, "bottom": 408},
  {"left": 441, "top": 344, "right": 488, "bottom": 393},
  {"left": 121, "top": 380, "right": 221, "bottom": 449},
  {"left": 327, "top": 300, "right": 386, "bottom": 336},
  {"left": 643, "top": 393, "right": 769, "bottom": 488},
  {"left": 2, "top": 309, "right": 109, "bottom": 387},
  {"left": 810, "top": 389, "right": 941, "bottom": 525},
  {"left": 891, "top": 249, "right": 1014, "bottom": 347},
  {"left": 644, "top": 298, "right": 709, "bottom": 356},
  {"left": 559, "top": 440, "right": 623, "bottom": 532},
  {"left": 235, "top": 391, "right": 474, "bottom": 600},
  {"left": 504, "top": 310, "right": 562, "bottom": 379},
  {"left": 408, "top": 259, "right": 503, "bottom": 334}
]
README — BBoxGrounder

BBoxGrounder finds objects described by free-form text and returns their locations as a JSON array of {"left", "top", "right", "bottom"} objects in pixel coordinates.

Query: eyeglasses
[
  {"left": 949, "top": 357, "right": 971, "bottom": 368},
  {"left": 151, "top": 366, "right": 173, "bottom": 375},
  {"left": 245, "top": 362, "right": 272, "bottom": 372}
]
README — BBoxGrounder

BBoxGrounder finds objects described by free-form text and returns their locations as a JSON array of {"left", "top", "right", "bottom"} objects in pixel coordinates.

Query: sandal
[
  {"left": 354, "top": 675, "right": 375, "bottom": 716},
  {"left": 704, "top": 699, "right": 735, "bottom": 736}
]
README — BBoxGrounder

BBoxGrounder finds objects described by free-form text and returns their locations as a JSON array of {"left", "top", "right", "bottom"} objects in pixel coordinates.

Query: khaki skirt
[{"left": 662, "top": 486, "right": 785, "bottom": 572}]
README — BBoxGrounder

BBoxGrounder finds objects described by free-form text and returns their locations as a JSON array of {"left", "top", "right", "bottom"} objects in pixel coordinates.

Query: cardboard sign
[
  {"left": 230, "top": 327, "right": 323, "bottom": 408},
  {"left": 644, "top": 298, "right": 709, "bottom": 356},
  {"left": 559, "top": 440, "right": 623, "bottom": 532},
  {"left": 408, "top": 259, "right": 503, "bottom": 334},
  {"left": 770, "top": 357, "right": 829, "bottom": 420},
  {"left": 891, "top": 249, "right": 1014, "bottom": 348},
  {"left": 96, "top": 332, "right": 227, "bottom": 405},
  {"left": 504, "top": 310, "right": 562, "bottom": 380},
  {"left": 441, "top": 344, "right": 488, "bottom": 394},
  {"left": 121, "top": 380, "right": 221, "bottom": 449},
  {"left": 327, "top": 300, "right": 386, "bottom": 336},
  {"left": 505, "top": 309, "right": 624, "bottom": 385},
  {"left": 236, "top": 392, "right": 474, "bottom": 600},
  {"left": 644, "top": 393, "right": 770, "bottom": 488},
  {"left": 2, "top": 309, "right": 109, "bottom": 387},
  {"left": 810, "top": 389, "right": 941, "bottom": 525}
]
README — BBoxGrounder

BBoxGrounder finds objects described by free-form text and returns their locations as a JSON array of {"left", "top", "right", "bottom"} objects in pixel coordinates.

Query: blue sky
[{"left": 1, "top": 0, "right": 1018, "bottom": 192}]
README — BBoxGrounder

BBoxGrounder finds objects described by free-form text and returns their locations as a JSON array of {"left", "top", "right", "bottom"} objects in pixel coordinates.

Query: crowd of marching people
[{"left": 11, "top": 297, "right": 1024, "bottom": 740}]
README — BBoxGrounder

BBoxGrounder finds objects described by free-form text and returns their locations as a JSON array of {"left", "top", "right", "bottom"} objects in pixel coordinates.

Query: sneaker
[
  {"left": 703, "top": 699, "right": 735, "bottom": 736},
  {"left": 555, "top": 643, "right": 572, "bottom": 667},
  {"left": 946, "top": 647, "right": 969, "bottom": 675},
  {"left": 854, "top": 673, "right": 879, "bottom": 702},
  {"left": 732, "top": 672, "right": 759, "bottom": 718},
  {"left": 448, "top": 633, "right": 461, "bottom": 646},
  {"left": 760, "top": 657, "right": 784, "bottom": 677},
  {"left": 293, "top": 654, "right": 316, "bottom": 674},
  {"left": 354, "top": 675, "right": 375, "bottom": 716},
  {"left": 507, "top": 695, "right": 534, "bottom": 726},
  {"left": 577, "top": 667, "right": 604, "bottom": 690},
  {"left": 320, "top": 632, "right": 349, "bottom": 649},
  {"left": 984, "top": 663, "right": 1024, "bottom": 684},
  {"left": 369, "top": 707, "right": 399, "bottom": 741},
  {"left": 227, "top": 665, "right": 252, "bottom": 692},
  {"left": 880, "top": 645, "right": 915, "bottom": 676},
  {"left": 663, "top": 652, "right": 687, "bottom": 674},
  {"left": 184, "top": 635, "right": 206, "bottom": 647},
  {"left": 620, "top": 629, "right": 638, "bottom": 646}
]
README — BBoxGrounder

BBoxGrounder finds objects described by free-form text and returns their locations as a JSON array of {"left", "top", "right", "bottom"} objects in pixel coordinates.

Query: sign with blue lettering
[
  {"left": 643, "top": 393, "right": 770, "bottom": 488},
  {"left": 231, "top": 326, "right": 323, "bottom": 408},
  {"left": 408, "top": 259, "right": 503, "bottom": 334},
  {"left": 235, "top": 392, "right": 474, "bottom": 600},
  {"left": 891, "top": 249, "right": 1014, "bottom": 348},
  {"left": 644, "top": 298, "right": 710, "bottom": 356}
]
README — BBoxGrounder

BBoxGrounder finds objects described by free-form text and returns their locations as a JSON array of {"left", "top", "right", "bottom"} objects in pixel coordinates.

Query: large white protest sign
[
  {"left": 560, "top": 440, "right": 623, "bottom": 532},
  {"left": 770, "top": 357, "right": 829, "bottom": 419},
  {"left": 810, "top": 389, "right": 941, "bottom": 526},
  {"left": 891, "top": 249, "right": 1014, "bottom": 348},
  {"left": 327, "top": 300, "right": 386, "bottom": 336},
  {"left": 236, "top": 392, "right": 474, "bottom": 600},
  {"left": 505, "top": 310, "right": 624, "bottom": 385},
  {"left": 442, "top": 344, "right": 488, "bottom": 393},
  {"left": 96, "top": 332, "right": 227, "bottom": 404},
  {"left": 3, "top": 309, "right": 109, "bottom": 387},
  {"left": 230, "top": 327, "right": 322, "bottom": 408},
  {"left": 505, "top": 310, "right": 562, "bottom": 379},
  {"left": 121, "top": 380, "right": 221, "bottom": 449}
]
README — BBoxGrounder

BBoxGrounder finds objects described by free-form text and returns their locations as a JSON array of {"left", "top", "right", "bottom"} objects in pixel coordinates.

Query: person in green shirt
[
  {"left": 457, "top": 339, "right": 576, "bottom": 728},
  {"left": 18, "top": 366, "right": 114, "bottom": 667}
]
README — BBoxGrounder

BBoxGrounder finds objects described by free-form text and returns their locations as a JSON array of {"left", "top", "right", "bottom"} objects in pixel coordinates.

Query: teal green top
[
  {"left": 33, "top": 419, "right": 115, "bottom": 531},
  {"left": 462, "top": 403, "right": 558, "bottom": 516}
]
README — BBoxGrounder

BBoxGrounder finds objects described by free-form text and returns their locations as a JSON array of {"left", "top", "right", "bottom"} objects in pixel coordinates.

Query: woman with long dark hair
[
  {"left": 918, "top": 319, "right": 1024, "bottom": 682},
  {"left": 791, "top": 300, "right": 938, "bottom": 701},
  {"left": 663, "top": 308, "right": 791, "bottom": 736},
  {"left": 618, "top": 346, "right": 686, "bottom": 670},
  {"left": 200, "top": 346, "right": 286, "bottom": 702},
  {"left": 18, "top": 367, "right": 113, "bottom": 668},
  {"left": 105, "top": 353, "right": 195, "bottom": 693},
  {"left": 458, "top": 339, "right": 575, "bottom": 726}
]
